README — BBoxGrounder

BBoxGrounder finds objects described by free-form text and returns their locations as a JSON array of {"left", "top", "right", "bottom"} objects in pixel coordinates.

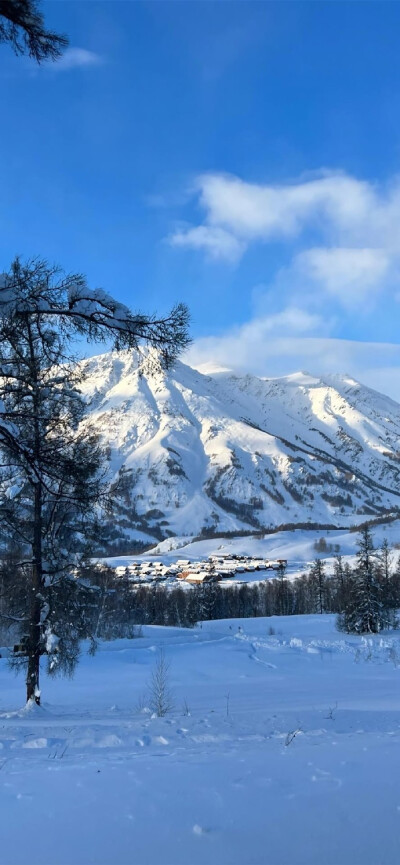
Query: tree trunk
[{"left": 26, "top": 481, "right": 42, "bottom": 705}]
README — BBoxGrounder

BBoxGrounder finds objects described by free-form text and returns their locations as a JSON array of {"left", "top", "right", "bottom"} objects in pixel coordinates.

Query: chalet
[
  {"left": 177, "top": 571, "right": 219, "bottom": 584},
  {"left": 265, "top": 559, "right": 287, "bottom": 569}
]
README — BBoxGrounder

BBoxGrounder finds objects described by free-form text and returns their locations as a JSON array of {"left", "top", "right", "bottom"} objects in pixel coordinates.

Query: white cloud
[
  {"left": 169, "top": 169, "right": 400, "bottom": 306},
  {"left": 185, "top": 320, "right": 400, "bottom": 402},
  {"left": 185, "top": 305, "right": 326, "bottom": 373},
  {"left": 239, "top": 306, "right": 325, "bottom": 337},
  {"left": 169, "top": 225, "right": 244, "bottom": 262},
  {"left": 172, "top": 168, "right": 400, "bottom": 394},
  {"left": 52, "top": 48, "right": 103, "bottom": 72},
  {"left": 296, "top": 247, "right": 391, "bottom": 306},
  {"left": 196, "top": 171, "right": 376, "bottom": 240},
  {"left": 194, "top": 171, "right": 400, "bottom": 245}
]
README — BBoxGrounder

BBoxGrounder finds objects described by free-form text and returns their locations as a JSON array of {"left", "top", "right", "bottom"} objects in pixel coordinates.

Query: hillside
[{"left": 79, "top": 350, "right": 400, "bottom": 549}]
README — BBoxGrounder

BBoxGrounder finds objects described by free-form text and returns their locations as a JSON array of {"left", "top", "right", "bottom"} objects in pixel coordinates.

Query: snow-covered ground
[{"left": 1, "top": 614, "right": 400, "bottom": 865}]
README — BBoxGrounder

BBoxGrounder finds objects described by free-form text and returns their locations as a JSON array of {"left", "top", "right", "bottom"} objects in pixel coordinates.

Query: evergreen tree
[
  {"left": 309, "top": 558, "right": 327, "bottom": 614},
  {"left": 379, "top": 538, "right": 392, "bottom": 582},
  {"left": 391, "top": 556, "right": 400, "bottom": 609},
  {"left": 376, "top": 538, "right": 398, "bottom": 628},
  {"left": 377, "top": 538, "right": 393, "bottom": 603},
  {"left": 0, "top": 258, "right": 189, "bottom": 703},
  {"left": 333, "top": 554, "right": 346, "bottom": 611},
  {"left": 0, "top": 288, "right": 104, "bottom": 700},
  {"left": 196, "top": 582, "right": 219, "bottom": 623},
  {"left": 337, "top": 527, "right": 386, "bottom": 634},
  {"left": 276, "top": 560, "right": 291, "bottom": 615}
]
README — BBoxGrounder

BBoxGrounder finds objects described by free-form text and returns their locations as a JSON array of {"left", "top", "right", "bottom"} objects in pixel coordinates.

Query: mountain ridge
[{"left": 78, "top": 350, "right": 400, "bottom": 550}]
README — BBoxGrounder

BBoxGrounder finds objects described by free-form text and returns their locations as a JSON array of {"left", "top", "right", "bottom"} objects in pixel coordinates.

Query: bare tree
[
  {"left": 148, "top": 649, "right": 174, "bottom": 717},
  {"left": 0, "top": 0, "right": 68, "bottom": 62}
]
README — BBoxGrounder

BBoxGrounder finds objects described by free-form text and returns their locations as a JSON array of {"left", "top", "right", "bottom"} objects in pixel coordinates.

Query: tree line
[
  {"left": 125, "top": 528, "right": 400, "bottom": 632},
  {"left": 121, "top": 527, "right": 400, "bottom": 633},
  {"left": 2, "top": 527, "right": 399, "bottom": 677}
]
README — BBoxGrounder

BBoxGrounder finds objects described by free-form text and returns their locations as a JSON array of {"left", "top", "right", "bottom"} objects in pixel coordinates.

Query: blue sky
[{"left": 3, "top": 1, "right": 400, "bottom": 396}]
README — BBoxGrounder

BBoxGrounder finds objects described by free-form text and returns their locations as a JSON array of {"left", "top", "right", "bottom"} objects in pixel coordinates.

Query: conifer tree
[
  {"left": 0, "top": 258, "right": 189, "bottom": 703},
  {"left": 276, "top": 560, "right": 290, "bottom": 615},
  {"left": 0, "top": 287, "right": 104, "bottom": 700},
  {"left": 309, "top": 558, "right": 326, "bottom": 614},
  {"left": 378, "top": 538, "right": 392, "bottom": 599},
  {"left": 376, "top": 537, "right": 398, "bottom": 628},
  {"left": 337, "top": 527, "right": 386, "bottom": 634},
  {"left": 333, "top": 554, "right": 348, "bottom": 611}
]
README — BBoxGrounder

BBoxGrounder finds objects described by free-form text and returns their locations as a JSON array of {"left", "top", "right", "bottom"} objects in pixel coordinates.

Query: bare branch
[{"left": 0, "top": 0, "right": 68, "bottom": 62}]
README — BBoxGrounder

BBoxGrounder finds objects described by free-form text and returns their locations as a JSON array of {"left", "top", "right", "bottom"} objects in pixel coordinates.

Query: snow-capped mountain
[{"left": 79, "top": 350, "right": 400, "bottom": 548}]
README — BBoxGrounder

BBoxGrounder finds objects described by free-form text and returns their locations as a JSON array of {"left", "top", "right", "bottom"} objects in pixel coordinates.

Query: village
[{"left": 114, "top": 554, "right": 288, "bottom": 586}]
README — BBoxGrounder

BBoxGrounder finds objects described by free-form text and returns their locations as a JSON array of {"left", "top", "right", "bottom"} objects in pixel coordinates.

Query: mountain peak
[{"left": 79, "top": 350, "right": 400, "bottom": 550}]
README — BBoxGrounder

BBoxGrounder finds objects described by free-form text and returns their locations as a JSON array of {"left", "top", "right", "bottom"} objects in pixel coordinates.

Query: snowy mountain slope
[{"left": 78, "top": 350, "right": 400, "bottom": 547}]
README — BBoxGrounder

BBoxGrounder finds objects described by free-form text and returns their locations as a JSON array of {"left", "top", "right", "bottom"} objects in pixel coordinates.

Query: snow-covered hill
[{"left": 79, "top": 350, "right": 400, "bottom": 548}]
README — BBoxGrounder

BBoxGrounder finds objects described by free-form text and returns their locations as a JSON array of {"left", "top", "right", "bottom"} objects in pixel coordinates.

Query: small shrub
[{"left": 148, "top": 649, "right": 174, "bottom": 717}]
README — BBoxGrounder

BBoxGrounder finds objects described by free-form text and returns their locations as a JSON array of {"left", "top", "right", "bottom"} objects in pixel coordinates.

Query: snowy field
[{"left": 1, "top": 614, "right": 400, "bottom": 865}]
